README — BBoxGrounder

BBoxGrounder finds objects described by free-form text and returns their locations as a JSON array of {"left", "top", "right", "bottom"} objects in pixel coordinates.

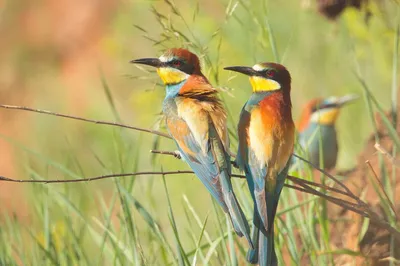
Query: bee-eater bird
[
  {"left": 296, "top": 95, "right": 358, "bottom": 170},
  {"left": 225, "top": 63, "right": 295, "bottom": 265},
  {"left": 130, "top": 48, "right": 252, "bottom": 246}
]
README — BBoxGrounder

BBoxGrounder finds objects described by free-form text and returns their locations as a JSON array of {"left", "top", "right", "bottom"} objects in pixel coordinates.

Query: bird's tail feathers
[
  {"left": 225, "top": 190, "right": 253, "bottom": 248},
  {"left": 218, "top": 166, "right": 253, "bottom": 248},
  {"left": 254, "top": 187, "right": 269, "bottom": 232},
  {"left": 246, "top": 212, "right": 260, "bottom": 264},
  {"left": 258, "top": 224, "right": 277, "bottom": 266},
  {"left": 247, "top": 189, "right": 280, "bottom": 266},
  {"left": 246, "top": 214, "right": 277, "bottom": 266}
]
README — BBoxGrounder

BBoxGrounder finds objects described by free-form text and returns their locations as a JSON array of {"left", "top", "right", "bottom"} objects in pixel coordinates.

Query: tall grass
[{"left": 0, "top": 0, "right": 399, "bottom": 265}]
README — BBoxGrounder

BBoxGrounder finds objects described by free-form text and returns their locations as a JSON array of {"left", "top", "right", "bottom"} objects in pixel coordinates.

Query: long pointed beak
[
  {"left": 130, "top": 58, "right": 162, "bottom": 68},
  {"left": 337, "top": 94, "right": 359, "bottom": 107},
  {"left": 224, "top": 66, "right": 258, "bottom": 76}
]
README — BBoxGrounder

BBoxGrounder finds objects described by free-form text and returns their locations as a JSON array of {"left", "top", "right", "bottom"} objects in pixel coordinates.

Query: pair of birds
[{"left": 131, "top": 48, "right": 355, "bottom": 266}]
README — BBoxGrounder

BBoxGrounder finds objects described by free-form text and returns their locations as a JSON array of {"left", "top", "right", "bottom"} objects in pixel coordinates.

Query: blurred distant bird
[
  {"left": 296, "top": 95, "right": 358, "bottom": 170},
  {"left": 131, "top": 48, "right": 252, "bottom": 246},
  {"left": 225, "top": 62, "right": 295, "bottom": 265}
]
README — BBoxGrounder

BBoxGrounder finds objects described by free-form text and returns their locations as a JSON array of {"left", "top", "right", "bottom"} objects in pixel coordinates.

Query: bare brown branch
[
  {"left": 0, "top": 170, "right": 366, "bottom": 214},
  {"left": 0, "top": 171, "right": 192, "bottom": 183},
  {"left": 1, "top": 167, "right": 399, "bottom": 241},
  {"left": 151, "top": 149, "right": 358, "bottom": 201},
  {"left": 0, "top": 104, "right": 171, "bottom": 139},
  {"left": 150, "top": 149, "right": 181, "bottom": 158},
  {"left": 287, "top": 175, "right": 357, "bottom": 200},
  {"left": 292, "top": 153, "right": 368, "bottom": 208},
  {"left": 151, "top": 149, "right": 367, "bottom": 213},
  {"left": 151, "top": 149, "right": 400, "bottom": 241},
  {"left": 0, "top": 105, "right": 398, "bottom": 242}
]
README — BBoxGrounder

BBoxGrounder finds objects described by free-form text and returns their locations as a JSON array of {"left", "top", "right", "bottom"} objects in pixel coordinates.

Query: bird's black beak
[
  {"left": 317, "top": 94, "right": 359, "bottom": 110},
  {"left": 130, "top": 58, "right": 162, "bottom": 68},
  {"left": 224, "top": 66, "right": 258, "bottom": 76},
  {"left": 337, "top": 94, "right": 359, "bottom": 107}
]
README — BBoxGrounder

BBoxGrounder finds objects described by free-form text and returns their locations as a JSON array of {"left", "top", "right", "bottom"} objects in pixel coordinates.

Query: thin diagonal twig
[
  {"left": 150, "top": 150, "right": 181, "bottom": 159},
  {"left": 366, "top": 160, "right": 398, "bottom": 220},
  {"left": 1, "top": 167, "right": 399, "bottom": 240},
  {"left": 150, "top": 149, "right": 400, "bottom": 240},
  {"left": 0, "top": 170, "right": 368, "bottom": 215},
  {"left": 287, "top": 176, "right": 358, "bottom": 201},
  {"left": 151, "top": 149, "right": 358, "bottom": 200},
  {"left": 151, "top": 149, "right": 367, "bottom": 213},
  {"left": 294, "top": 180, "right": 367, "bottom": 214},
  {"left": 1, "top": 104, "right": 399, "bottom": 240},
  {"left": 292, "top": 153, "right": 366, "bottom": 207},
  {"left": 0, "top": 104, "right": 171, "bottom": 139},
  {"left": 0, "top": 171, "right": 192, "bottom": 183}
]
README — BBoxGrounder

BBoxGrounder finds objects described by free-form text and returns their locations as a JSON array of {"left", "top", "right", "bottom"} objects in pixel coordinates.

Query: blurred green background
[{"left": 0, "top": 0, "right": 398, "bottom": 265}]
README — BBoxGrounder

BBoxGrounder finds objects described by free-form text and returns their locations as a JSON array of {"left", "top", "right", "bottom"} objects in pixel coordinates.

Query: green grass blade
[
  {"left": 191, "top": 214, "right": 209, "bottom": 266},
  {"left": 162, "top": 173, "right": 190, "bottom": 266}
]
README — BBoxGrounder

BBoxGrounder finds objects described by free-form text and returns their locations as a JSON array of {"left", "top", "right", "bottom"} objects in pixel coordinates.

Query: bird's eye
[
  {"left": 172, "top": 60, "right": 182, "bottom": 67},
  {"left": 266, "top": 69, "right": 276, "bottom": 78}
]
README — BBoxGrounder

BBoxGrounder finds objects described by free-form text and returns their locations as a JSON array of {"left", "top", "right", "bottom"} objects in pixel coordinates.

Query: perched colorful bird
[
  {"left": 295, "top": 95, "right": 358, "bottom": 170},
  {"left": 131, "top": 48, "right": 252, "bottom": 246},
  {"left": 225, "top": 63, "right": 295, "bottom": 265}
]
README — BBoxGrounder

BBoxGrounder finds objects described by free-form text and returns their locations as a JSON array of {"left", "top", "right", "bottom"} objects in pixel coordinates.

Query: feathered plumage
[
  {"left": 131, "top": 48, "right": 252, "bottom": 246},
  {"left": 295, "top": 95, "right": 358, "bottom": 170},
  {"left": 225, "top": 62, "right": 295, "bottom": 266}
]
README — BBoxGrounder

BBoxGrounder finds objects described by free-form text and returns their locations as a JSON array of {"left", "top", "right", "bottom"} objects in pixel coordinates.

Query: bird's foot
[
  {"left": 173, "top": 150, "right": 182, "bottom": 160},
  {"left": 231, "top": 160, "right": 239, "bottom": 169}
]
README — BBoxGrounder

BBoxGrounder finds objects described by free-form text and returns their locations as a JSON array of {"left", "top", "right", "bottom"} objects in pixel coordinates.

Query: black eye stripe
[
  {"left": 171, "top": 59, "right": 182, "bottom": 64},
  {"left": 167, "top": 59, "right": 184, "bottom": 67},
  {"left": 164, "top": 59, "right": 195, "bottom": 75},
  {"left": 255, "top": 68, "right": 277, "bottom": 78},
  {"left": 312, "top": 103, "right": 338, "bottom": 112}
]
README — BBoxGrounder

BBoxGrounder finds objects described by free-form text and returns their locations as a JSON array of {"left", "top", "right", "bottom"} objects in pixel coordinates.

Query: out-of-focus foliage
[{"left": 0, "top": 0, "right": 398, "bottom": 265}]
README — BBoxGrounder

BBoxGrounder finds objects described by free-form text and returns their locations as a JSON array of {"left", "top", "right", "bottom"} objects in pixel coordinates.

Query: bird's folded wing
[
  {"left": 237, "top": 104, "right": 269, "bottom": 185},
  {"left": 238, "top": 105, "right": 270, "bottom": 232},
  {"left": 167, "top": 116, "right": 228, "bottom": 211}
]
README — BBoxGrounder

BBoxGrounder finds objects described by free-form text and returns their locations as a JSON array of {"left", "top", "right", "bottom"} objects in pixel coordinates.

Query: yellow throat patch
[
  {"left": 249, "top": 76, "right": 281, "bottom": 92},
  {"left": 157, "top": 67, "right": 188, "bottom": 85},
  {"left": 313, "top": 108, "right": 340, "bottom": 125}
]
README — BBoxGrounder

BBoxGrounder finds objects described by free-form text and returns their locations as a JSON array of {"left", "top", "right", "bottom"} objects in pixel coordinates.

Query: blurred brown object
[
  {"left": 317, "top": 0, "right": 365, "bottom": 19},
  {"left": 359, "top": 206, "right": 400, "bottom": 265}
]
